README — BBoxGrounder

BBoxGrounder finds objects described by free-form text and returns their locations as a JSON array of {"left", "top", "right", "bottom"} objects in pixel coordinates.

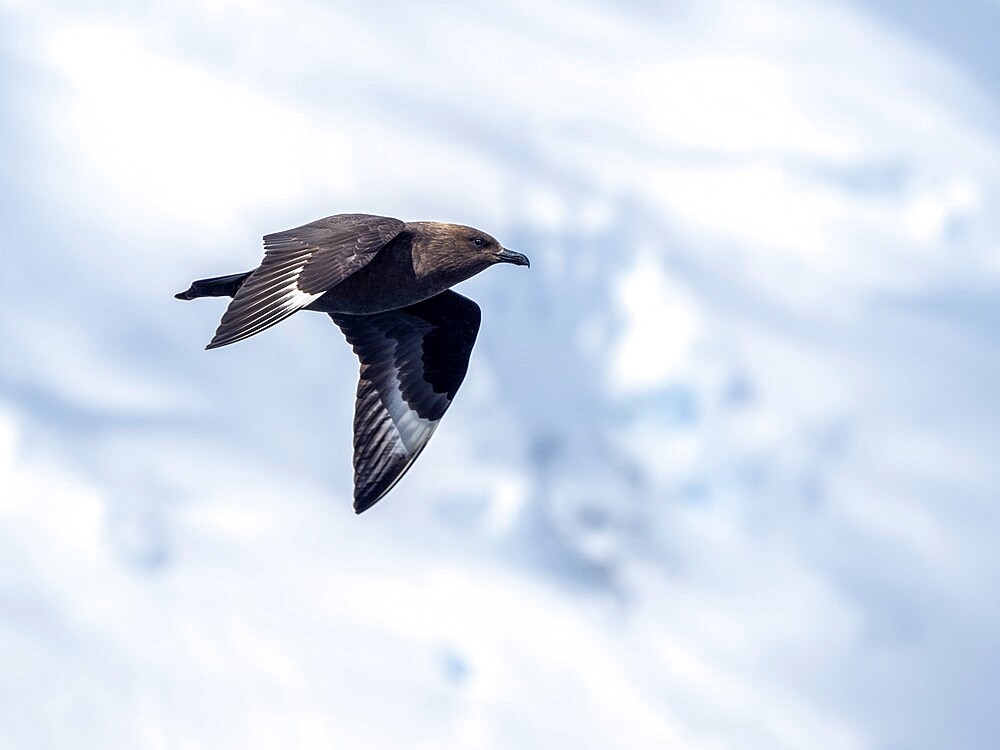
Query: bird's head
[
  {"left": 462, "top": 228, "right": 531, "bottom": 269},
  {"left": 413, "top": 222, "right": 530, "bottom": 284}
]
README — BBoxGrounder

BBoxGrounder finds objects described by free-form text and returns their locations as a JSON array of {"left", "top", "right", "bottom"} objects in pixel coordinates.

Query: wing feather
[
  {"left": 331, "top": 290, "right": 482, "bottom": 513},
  {"left": 207, "top": 214, "right": 404, "bottom": 349}
]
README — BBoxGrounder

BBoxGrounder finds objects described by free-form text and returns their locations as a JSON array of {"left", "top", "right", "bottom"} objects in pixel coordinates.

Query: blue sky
[{"left": 2, "top": 1, "right": 999, "bottom": 748}]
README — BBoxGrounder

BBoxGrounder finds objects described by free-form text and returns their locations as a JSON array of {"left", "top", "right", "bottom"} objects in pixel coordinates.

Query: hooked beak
[{"left": 497, "top": 248, "right": 530, "bottom": 267}]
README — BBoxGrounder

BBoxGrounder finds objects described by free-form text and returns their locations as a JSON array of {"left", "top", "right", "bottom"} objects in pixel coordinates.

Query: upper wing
[
  {"left": 207, "top": 213, "right": 405, "bottom": 349},
  {"left": 330, "top": 290, "right": 482, "bottom": 513}
]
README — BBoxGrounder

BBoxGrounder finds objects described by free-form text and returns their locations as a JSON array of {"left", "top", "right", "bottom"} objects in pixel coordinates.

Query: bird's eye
[{"left": 471, "top": 237, "right": 486, "bottom": 247}]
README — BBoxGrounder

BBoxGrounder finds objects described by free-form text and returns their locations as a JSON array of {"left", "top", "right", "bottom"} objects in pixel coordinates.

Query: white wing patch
[
  {"left": 207, "top": 253, "right": 323, "bottom": 349},
  {"left": 379, "top": 363, "right": 440, "bottom": 454}
]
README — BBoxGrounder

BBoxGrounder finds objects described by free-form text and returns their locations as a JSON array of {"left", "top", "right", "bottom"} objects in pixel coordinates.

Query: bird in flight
[{"left": 176, "top": 213, "right": 530, "bottom": 513}]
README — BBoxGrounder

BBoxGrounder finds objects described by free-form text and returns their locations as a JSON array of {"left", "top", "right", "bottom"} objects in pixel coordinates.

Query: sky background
[{"left": 2, "top": 1, "right": 1000, "bottom": 748}]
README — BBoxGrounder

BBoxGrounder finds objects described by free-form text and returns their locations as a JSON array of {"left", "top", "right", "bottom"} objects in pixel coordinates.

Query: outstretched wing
[
  {"left": 207, "top": 213, "right": 405, "bottom": 349},
  {"left": 331, "top": 290, "right": 482, "bottom": 513}
]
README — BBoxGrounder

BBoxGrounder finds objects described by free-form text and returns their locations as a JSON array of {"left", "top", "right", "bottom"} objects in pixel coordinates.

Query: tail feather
[{"left": 175, "top": 271, "right": 252, "bottom": 300}]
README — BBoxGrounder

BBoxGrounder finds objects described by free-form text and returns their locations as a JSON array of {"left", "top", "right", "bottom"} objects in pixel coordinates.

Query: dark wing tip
[
  {"left": 204, "top": 336, "right": 235, "bottom": 350},
  {"left": 353, "top": 471, "right": 403, "bottom": 514},
  {"left": 353, "top": 493, "right": 381, "bottom": 514}
]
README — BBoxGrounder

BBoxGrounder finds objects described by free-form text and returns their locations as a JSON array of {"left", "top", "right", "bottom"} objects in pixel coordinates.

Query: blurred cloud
[{"left": 2, "top": 0, "right": 1000, "bottom": 748}]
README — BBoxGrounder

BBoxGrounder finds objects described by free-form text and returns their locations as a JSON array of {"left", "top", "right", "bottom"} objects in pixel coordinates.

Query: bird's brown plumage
[
  {"left": 305, "top": 221, "right": 504, "bottom": 316},
  {"left": 175, "top": 212, "right": 529, "bottom": 512}
]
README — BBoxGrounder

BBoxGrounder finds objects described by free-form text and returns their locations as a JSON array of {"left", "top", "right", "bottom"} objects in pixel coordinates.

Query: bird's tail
[{"left": 174, "top": 271, "right": 252, "bottom": 300}]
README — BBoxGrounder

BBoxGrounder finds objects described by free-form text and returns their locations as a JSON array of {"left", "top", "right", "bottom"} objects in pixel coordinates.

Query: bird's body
[
  {"left": 176, "top": 213, "right": 528, "bottom": 513},
  {"left": 304, "top": 221, "right": 498, "bottom": 315}
]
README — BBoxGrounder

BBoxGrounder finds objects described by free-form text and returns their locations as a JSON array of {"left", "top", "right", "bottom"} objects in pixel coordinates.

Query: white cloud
[
  {"left": 609, "top": 251, "right": 702, "bottom": 395},
  {"left": 45, "top": 25, "right": 352, "bottom": 238}
]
